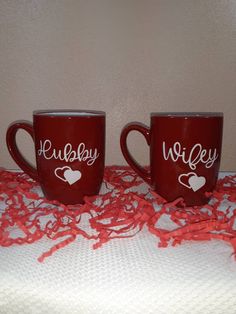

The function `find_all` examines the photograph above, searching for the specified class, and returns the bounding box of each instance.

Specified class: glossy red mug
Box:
[120,112,223,206]
[6,110,105,204]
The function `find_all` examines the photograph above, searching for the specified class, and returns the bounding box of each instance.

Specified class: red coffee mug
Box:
[6,110,105,204]
[120,112,223,206]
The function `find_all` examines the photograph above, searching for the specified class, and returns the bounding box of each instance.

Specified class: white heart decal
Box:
[54,166,71,182]
[178,172,206,192]
[64,168,82,185]
[178,172,196,189]
[189,174,206,192]
[54,166,82,185]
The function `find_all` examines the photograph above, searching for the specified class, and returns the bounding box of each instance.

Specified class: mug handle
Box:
[6,121,39,181]
[120,122,151,185]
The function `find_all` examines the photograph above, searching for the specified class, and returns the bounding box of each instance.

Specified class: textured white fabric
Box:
[0,172,236,314]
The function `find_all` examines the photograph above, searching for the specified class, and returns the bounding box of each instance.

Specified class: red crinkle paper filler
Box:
[0,166,236,262]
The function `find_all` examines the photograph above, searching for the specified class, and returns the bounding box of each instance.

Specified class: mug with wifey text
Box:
[120,112,223,206]
[6,110,105,204]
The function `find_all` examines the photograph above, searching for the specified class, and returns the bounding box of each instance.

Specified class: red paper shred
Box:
[1,167,236,262]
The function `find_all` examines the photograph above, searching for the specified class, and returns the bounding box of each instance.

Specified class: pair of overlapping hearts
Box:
[54,165,206,193]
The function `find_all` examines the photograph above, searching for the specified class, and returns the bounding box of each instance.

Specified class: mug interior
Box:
[151,112,223,118]
[34,110,105,117]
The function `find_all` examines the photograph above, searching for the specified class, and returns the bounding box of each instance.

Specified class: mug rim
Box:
[33,109,106,117]
[151,112,223,118]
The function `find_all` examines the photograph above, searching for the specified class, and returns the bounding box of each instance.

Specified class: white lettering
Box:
[162,141,218,170]
[38,139,100,166]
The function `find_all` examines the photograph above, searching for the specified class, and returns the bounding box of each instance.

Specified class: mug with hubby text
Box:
[6,110,105,204]
[120,112,223,206]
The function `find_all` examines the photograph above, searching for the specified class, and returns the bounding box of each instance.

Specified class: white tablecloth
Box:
[0,172,236,314]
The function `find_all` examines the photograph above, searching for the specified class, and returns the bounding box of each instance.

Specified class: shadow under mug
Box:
[6,110,106,205]
[120,112,223,206]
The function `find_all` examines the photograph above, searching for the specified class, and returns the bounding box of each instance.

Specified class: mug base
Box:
[41,188,100,206]
[155,189,211,207]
